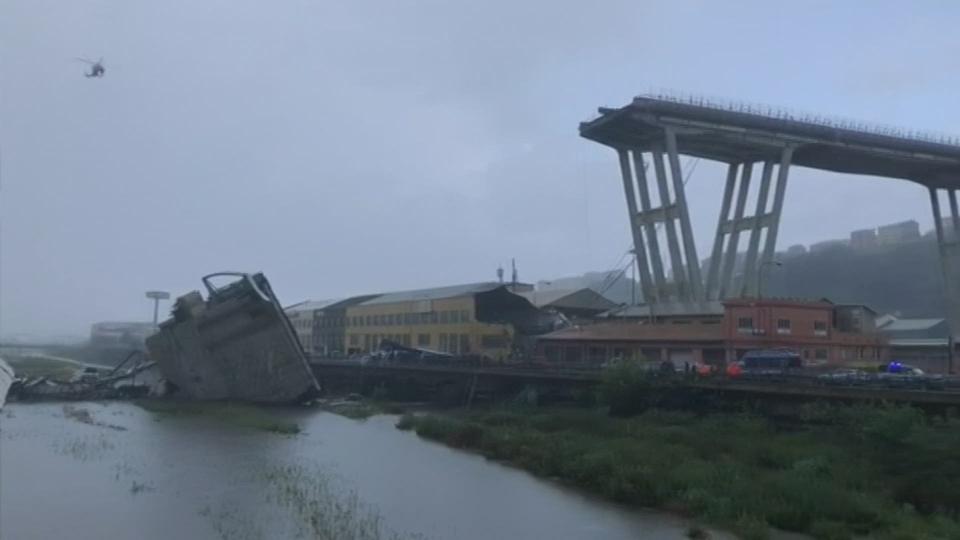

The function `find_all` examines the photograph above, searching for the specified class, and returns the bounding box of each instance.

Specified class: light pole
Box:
[758,260,782,300]
[145,291,171,327]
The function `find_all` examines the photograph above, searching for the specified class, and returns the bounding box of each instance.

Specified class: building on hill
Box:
[537,298,887,368]
[850,229,878,251]
[784,244,807,258]
[877,220,920,246]
[809,239,849,253]
[344,282,548,360]
[518,288,618,321]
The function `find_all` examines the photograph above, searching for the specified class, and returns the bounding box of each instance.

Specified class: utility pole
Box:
[145,291,171,327]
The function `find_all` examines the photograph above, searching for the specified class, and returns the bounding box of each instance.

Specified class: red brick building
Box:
[537,298,887,368]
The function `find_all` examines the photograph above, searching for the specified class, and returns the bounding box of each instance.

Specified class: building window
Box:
[402,334,411,346]
[565,346,583,363]
[814,321,828,337]
[417,334,430,346]
[450,311,461,324]
[814,349,828,360]
[350,335,359,346]
[439,311,449,324]
[588,346,606,363]
[459,334,470,353]
[544,345,561,362]
[439,334,448,352]
[777,319,791,335]
[461,310,470,322]
[671,320,691,325]
[737,317,754,333]
[365,315,372,326]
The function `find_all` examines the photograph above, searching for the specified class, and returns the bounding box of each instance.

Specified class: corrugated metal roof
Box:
[599,301,725,318]
[879,318,945,332]
[890,338,949,347]
[519,288,617,310]
[538,322,725,343]
[358,282,507,306]
[285,299,343,312]
[320,294,383,311]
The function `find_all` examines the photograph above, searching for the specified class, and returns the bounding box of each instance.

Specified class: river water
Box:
[0,402,730,539]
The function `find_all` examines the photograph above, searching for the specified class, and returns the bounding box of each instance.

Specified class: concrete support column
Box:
[950,190,960,239]
[651,148,688,300]
[931,188,959,373]
[719,163,753,299]
[617,149,654,302]
[741,161,775,296]
[631,151,668,296]
[760,146,794,265]
[705,163,739,299]
[665,127,704,300]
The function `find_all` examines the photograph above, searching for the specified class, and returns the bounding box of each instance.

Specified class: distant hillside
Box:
[766,238,946,317]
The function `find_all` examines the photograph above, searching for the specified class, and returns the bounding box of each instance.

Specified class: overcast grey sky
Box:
[2,1,959,337]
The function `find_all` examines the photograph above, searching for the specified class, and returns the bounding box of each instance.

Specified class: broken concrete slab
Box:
[0,358,14,409]
[146,272,320,403]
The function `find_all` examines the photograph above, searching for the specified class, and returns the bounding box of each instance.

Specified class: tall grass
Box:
[262,464,422,540]
[396,404,960,540]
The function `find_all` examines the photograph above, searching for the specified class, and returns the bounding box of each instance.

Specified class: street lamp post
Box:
[145,291,171,327]
[758,260,783,300]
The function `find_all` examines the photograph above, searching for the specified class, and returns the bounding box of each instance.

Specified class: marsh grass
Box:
[261,464,423,540]
[396,405,960,540]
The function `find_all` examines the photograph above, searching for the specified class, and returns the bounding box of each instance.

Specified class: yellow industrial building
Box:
[343,282,535,360]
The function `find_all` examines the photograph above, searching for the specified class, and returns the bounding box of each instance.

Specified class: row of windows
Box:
[316,317,347,328]
[544,345,879,363]
[736,317,829,335]
[348,310,471,327]
[293,319,312,331]
[347,333,509,353]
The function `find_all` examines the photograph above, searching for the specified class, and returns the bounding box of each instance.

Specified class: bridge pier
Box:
[614,127,794,305]
[929,188,960,372]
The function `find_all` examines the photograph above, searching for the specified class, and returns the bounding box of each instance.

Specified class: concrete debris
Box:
[11,361,156,402]
[0,358,14,409]
[146,272,320,403]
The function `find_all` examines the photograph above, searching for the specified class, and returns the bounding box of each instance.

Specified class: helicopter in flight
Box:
[75,57,105,78]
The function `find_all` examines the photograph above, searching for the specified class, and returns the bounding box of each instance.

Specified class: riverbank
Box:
[396,404,960,540]
[3,401,695,539]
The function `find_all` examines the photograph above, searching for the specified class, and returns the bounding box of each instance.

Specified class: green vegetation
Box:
[135,400,300,434]
[396,403,960,540]
[262,464,422,540]
[6,355,79,382]
[324,398,406,420]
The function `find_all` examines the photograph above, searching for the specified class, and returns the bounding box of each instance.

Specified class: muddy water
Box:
[0,403,730,540]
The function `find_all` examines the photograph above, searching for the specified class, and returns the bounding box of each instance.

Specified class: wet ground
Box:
[0,402,730,539]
